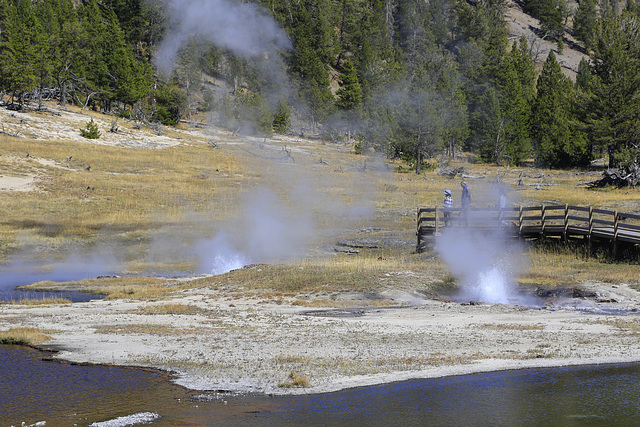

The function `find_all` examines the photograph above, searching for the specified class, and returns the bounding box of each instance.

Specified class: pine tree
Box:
[442,87,469,158]
[471,84,504,161]
[587,13,640,169]
[513,36,537,109]
[292,38,335,127]
[575,57,594,91]
[77,0,109,107]
[51,1,87,106]
[284,0,337,128]
[532,51,589,167]
[336,60,362,110]
[573,0,598,51]
[493,37,535,165]
[31,0,59,109]
[524,0,563,38]
[174,38,202,119]
[454,0,508,154]
[0,0,42,107]
[74,1,150,110]
[272,99,291,133]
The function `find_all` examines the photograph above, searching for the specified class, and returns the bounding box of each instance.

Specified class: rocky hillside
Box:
[505,0,587,79]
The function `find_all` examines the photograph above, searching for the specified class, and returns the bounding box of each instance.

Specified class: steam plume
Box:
[194,185,315,274]
[154,0,291,75]
[194,152,379,275]
[436,184,531,305]
[437,228,528,304]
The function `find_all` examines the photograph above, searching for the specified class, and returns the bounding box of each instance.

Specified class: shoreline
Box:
[3,282,640,396]
[17,343,640,397]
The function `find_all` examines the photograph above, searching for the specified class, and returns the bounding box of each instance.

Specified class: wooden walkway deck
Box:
[417,204,640,256]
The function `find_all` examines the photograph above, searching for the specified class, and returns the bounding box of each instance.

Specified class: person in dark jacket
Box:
[461,181,471,225]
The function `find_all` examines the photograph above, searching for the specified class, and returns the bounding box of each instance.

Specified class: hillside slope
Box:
[505,0,587,79]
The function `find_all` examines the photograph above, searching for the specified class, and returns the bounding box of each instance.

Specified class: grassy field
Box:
[2,104,639,300]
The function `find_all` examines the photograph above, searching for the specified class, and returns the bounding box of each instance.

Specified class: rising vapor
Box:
[154,0,291,75]
[194,186,315,275]
[436,227,529,305]
[435,185,532,305]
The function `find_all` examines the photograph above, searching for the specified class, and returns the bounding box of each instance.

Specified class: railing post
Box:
[519,206,524,236]
[563,204,569,244]
[435,206,440,236]
[588,206,593,257]
[613,210,619,259]
[541,205,546,238]
[416,207,421,251]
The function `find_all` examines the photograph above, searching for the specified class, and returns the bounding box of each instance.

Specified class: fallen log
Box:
[438,166,464,178]
[583,165,640,188]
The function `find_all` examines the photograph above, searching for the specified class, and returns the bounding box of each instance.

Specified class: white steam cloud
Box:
[194,151,379,275]
[436,226,530,305]
[154,0,291,75]
[194,185,316,274]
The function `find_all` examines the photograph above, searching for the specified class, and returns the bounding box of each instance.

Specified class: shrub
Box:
[272,100,291,134]
[151,84,187,126]
[80,119,101,139]
[278,371,310,388]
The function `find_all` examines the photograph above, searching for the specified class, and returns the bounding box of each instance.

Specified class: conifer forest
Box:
[1,0,639,177]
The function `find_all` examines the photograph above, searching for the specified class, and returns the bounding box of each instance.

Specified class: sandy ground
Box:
[2,281,640,396]
[0,104,191,148]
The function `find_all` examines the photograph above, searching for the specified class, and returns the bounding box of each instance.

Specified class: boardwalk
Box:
[417,204,640,257]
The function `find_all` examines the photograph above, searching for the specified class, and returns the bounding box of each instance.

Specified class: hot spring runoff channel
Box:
[3,345,640,426]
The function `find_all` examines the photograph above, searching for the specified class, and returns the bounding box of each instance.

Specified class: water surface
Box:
[0,269,107,302]
[3,345,640,426]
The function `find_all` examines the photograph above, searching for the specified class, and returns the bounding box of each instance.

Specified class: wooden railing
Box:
[417,204,640,255]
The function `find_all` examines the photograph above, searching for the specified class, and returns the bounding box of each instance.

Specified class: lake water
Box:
[0,269,107,303]
[3,345,640,426]
[0,288,103,303]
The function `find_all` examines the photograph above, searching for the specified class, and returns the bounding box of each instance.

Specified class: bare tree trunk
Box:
[59,81,68,106]
[38,87,43,111]
[416,136,423,174]
[81,92,99,111]
[385,0,395,39]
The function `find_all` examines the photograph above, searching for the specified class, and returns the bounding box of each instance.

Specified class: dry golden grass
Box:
[0,131,243,265]
[2,104,639,298]
[523,250,640,287]
[190,250,444,295]
[134,303,205,315]
[474,323,545,331]
[278,371,310,388]
[4,296,71,306]
[0,327,52,345]
[20,276,179,301]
